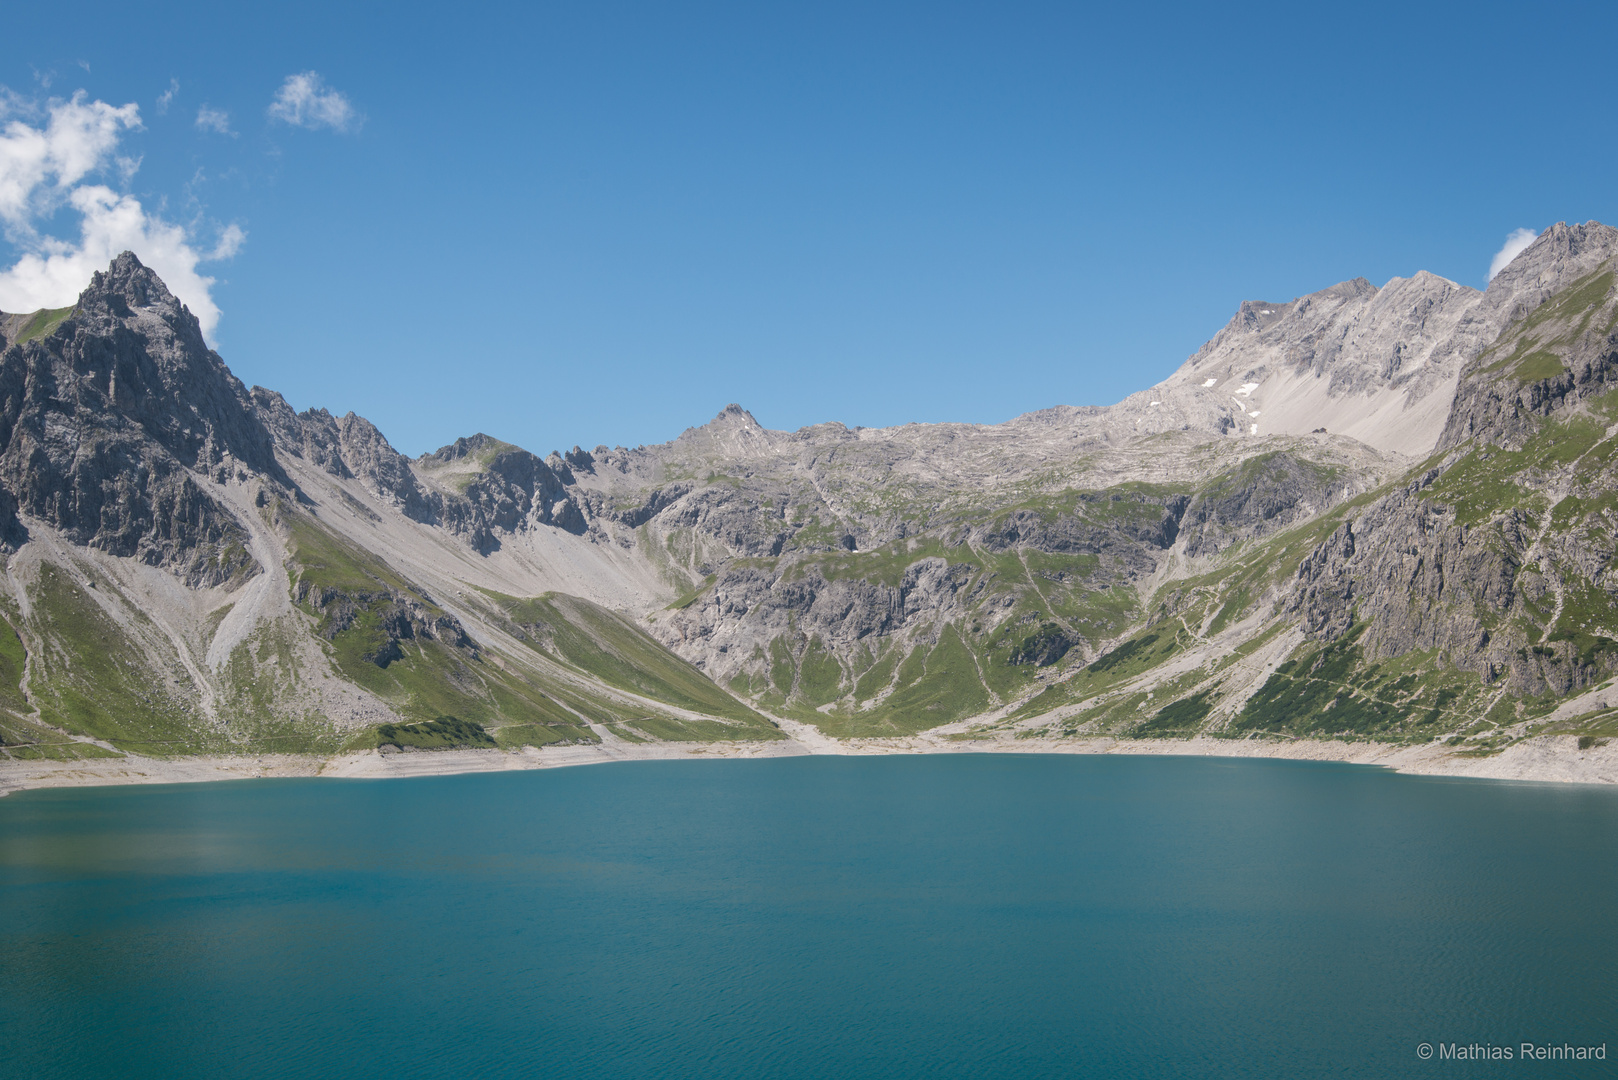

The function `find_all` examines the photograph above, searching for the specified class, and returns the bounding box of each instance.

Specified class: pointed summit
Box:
[74,251,204,342]
[28,253,276,472]
[716,402,759,424]
[668,404,777,457]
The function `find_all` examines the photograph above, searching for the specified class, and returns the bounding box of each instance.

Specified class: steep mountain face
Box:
[1125,224,1618,461]
[1281,223,1618,714]
[0,253,274,586]
[1153,272,1483,455]
[4,227,1618,769]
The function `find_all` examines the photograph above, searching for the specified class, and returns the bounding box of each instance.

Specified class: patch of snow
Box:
[1250,423,1259,434]
[1234,382,1260,397]
[1202,378,1218,387]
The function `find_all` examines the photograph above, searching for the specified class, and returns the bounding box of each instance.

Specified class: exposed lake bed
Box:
[5,727,1618,802]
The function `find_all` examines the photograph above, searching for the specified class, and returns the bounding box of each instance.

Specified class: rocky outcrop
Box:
[1177,451,1359,558]
[658,555,980,680]
[253,410,597,551]
[1438,224,1618,453]
[451,443,588,538]
[1010,621,1074,666]
[0,252,269,585]
[295,577,477,666]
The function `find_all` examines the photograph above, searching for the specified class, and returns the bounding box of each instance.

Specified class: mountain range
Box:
[3,223,1618,782]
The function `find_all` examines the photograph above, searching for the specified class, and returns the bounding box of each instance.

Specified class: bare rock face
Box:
[1126,273,1482,455]
[1281,224,1618,699]
[251,389,437,521]
[1131,225,1618,460]
[1439,222,1618,452]
[451,443,587,538]
[0,252,270,585]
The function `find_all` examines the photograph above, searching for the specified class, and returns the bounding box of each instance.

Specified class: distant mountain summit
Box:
[3,228,1618,780]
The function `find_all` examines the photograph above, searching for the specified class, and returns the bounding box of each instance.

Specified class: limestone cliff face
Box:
[1137,225,1618,460]
[0,253,270,586]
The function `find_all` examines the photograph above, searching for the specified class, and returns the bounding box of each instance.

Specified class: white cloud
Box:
[1488,227,1539,282]
[156,78,178,115]
[195,105,235,136]
[0,89,244,339]
[210,222,245,260]
[267,71,359,132]
[0,91,140,226]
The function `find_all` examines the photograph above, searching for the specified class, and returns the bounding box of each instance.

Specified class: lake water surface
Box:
[2,754,1615,1079]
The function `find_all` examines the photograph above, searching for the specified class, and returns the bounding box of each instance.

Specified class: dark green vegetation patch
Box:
[1230,626,1479,741]
[1087,632,1162,675]
[1010,622,1073,667]
[375,715,496,750]
[1134,691,1215,737]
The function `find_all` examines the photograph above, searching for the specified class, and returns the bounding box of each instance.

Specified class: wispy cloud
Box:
[267,72,359,132]
[156,78,179,115]
[0,89,244,338]
[1488,227,1539,282]
[195,105,235,136]
[210,222,245,260]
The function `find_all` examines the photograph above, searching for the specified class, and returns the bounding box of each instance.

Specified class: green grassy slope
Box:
[476,589,777,731]
[281,505,781,747]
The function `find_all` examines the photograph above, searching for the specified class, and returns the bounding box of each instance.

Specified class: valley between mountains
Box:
[7,223,1618,792]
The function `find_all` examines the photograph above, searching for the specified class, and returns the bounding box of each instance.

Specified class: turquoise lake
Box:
[2,754,1615,1078]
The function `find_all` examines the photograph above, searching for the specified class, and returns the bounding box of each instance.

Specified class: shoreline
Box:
[3,731,1617,799]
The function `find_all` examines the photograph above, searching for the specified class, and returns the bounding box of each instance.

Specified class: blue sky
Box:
[3,1,1615,457]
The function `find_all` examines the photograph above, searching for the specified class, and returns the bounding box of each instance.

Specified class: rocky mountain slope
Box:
[3,225,1618,770]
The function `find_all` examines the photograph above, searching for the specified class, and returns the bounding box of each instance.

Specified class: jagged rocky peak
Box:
[0,252,275,583]
[70,252,279,474]
[1144,263,1498,456]
[421,432,515,465]
[0,251,278,480]
[1180,272,1476,386]
[1117,229,1617,461]
[687,403,767,436]
[77,250,195,331]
